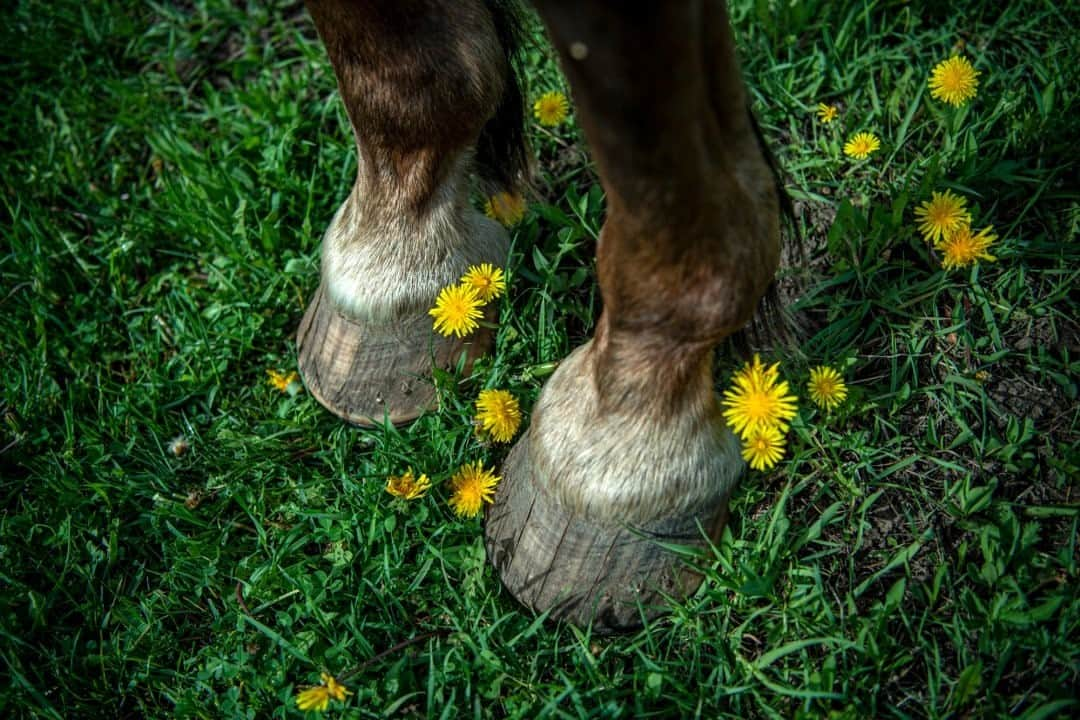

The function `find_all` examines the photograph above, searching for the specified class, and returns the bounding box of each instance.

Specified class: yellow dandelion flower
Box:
[816,103,839,124]
[533,91,569,126]
[807,366,849,411]
[741,425,786,472]
[267,369,299,393]
[448,461,500,519]
[295,685,330,713]
[461,263,507,303]
[843,132,881,160]
[428,283,483,338]
[747,353,781,386]
[938,223,997,270]
[722,354,799,441]
[295,673,352,712]
[475,389,522,443]
[385,469,431,500]
[325,675,351,702]
[914,190,970,244]
[928,55,980,107]
[484,191,526,227]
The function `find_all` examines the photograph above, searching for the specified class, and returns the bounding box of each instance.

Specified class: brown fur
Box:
[298,1,516,423]
[303,0,516,325]
[306,0,512,210]
[533,0,780,415]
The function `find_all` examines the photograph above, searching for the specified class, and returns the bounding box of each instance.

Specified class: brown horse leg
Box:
[485,0,781,631]
[297,0,516,425]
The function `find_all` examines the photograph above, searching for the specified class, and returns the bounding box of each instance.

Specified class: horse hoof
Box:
[484,342,742,632]
[296,284,494,426]
[297,211,508,426]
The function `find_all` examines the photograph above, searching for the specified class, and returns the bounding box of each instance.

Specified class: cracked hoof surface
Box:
[484,343,742,632]
[297,283,492,426]
[486,436,731,632]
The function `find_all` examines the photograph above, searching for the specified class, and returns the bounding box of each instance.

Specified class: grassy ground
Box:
[2,0,1077,717]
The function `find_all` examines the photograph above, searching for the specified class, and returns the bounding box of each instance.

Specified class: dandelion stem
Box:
[338,630,451,682]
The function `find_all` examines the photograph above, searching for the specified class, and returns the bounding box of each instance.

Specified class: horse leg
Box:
[485,0,781,631]
[297,0,522,425]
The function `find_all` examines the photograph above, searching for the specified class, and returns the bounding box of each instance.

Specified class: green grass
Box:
[2,0,1077,717]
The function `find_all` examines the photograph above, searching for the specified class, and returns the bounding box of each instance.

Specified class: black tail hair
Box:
[475,0,532,194]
